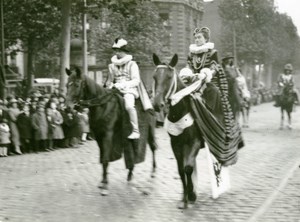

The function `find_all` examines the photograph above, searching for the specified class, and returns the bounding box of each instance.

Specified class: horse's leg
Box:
[184,142,200,204]
[148,117,158,178]
[287,111,292,129]
[171,141,188,209]
[127,166,134,181]
[280,108,284,130]
[246,106,250,127]
[241,107,246,127]
[176,157,188,209]
[127,140,137,182]
[97,132,114,195]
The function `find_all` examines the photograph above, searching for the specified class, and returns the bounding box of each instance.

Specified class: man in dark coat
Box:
[17,103,33,153]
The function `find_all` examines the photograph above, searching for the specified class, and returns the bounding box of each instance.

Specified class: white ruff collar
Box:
[111,55,133,66]
[189,42,214,54]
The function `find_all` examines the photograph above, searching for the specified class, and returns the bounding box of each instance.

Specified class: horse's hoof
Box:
[287,125,292,130]
[177,201,188,209]
[279,126,284,130]
[101,189,109,196]
[98,181,108,189]
[127,172,133,181]
[188,192,197,203]
[151,172,156,178]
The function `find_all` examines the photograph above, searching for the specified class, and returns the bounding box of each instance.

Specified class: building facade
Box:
[152,0,204,67]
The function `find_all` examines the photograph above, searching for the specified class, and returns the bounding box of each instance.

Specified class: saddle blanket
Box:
[164,113,194,136]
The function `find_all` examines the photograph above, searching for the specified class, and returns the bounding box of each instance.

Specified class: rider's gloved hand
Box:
[199,68,213,83]
[114,82,125,90]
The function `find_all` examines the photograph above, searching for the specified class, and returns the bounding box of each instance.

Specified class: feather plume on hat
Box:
[112,38,129,52]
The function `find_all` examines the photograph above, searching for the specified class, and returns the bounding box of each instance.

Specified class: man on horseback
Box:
[108,38,141,139]
[221,52,244,119]
[274,63,299,107]
[222,53,251,119]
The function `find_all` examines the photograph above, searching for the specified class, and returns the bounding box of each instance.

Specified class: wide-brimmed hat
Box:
[112,38,129,52]
[284,63,293,71]
[222,52,234,61]
[9,98,18,104]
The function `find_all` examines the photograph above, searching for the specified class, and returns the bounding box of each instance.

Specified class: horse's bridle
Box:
[153,65,178,103]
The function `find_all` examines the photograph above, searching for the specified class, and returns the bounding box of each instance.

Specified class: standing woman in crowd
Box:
[47,101,64,149]
[7,98,22,155]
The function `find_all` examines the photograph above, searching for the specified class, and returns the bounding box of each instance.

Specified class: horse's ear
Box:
[65,68,71,76]
[75,67,82,78]
[169,54,178,68]
[153,53,161,66]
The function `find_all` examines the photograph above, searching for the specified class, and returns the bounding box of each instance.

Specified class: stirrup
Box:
[128,132,140,139]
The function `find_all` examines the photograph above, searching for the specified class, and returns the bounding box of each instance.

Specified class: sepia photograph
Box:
[0,0,299,221]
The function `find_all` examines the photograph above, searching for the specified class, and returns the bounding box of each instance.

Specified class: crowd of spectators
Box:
[0,91,91,157]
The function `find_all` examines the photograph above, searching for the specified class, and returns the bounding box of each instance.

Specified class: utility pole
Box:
[0,0,6,99]
[232,21,237,67]
[82,0,88,76]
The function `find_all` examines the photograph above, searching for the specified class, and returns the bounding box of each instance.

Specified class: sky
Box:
[275,0,300,35]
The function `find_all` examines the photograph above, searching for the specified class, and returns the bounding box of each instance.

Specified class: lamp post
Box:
[232,21,237,67]
[0,0,6,99]
[82,0,88,76]
[0,0,4,66]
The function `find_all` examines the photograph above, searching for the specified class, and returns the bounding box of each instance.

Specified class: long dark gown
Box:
[187,49,244,166]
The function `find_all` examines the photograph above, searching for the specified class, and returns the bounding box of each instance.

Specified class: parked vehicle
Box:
[33,78,59,94]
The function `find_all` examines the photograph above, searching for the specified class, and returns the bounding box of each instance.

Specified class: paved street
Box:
[0,102,300,222]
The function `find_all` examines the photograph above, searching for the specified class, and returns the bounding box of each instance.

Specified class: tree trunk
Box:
[59,0,71,95]
[26,38,35,96]
[0,65,5,99]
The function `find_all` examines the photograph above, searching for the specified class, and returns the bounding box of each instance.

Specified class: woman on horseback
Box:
[179,27,244,166]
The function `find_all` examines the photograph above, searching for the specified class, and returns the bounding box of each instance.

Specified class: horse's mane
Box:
[83,74,107,98]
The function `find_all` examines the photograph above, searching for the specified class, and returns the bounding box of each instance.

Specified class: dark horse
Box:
[152,54,204,209]
[278,84,298,129]
[65,66,157,195]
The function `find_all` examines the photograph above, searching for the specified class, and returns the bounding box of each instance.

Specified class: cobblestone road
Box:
[0,103,299,222]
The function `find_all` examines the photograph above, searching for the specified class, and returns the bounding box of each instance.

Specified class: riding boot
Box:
[127,107,140,139]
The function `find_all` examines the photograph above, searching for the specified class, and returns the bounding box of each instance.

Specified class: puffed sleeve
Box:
[125,61,140,88]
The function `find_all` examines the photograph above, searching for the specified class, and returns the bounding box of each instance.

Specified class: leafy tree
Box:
[87,1,168,64]
[2,0,61,94]
[218,0,300,82]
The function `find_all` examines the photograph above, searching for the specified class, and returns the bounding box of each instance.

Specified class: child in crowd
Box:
[0,100,10,157]
[78,107,90,142]
[0,118,10,157]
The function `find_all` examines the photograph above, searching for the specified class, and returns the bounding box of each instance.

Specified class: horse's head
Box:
[152,53,178,112]
[65,66,85,109]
